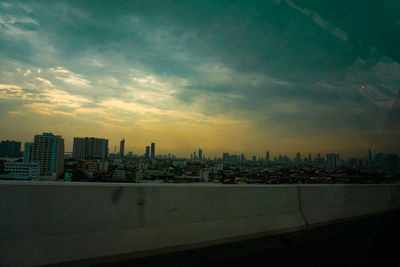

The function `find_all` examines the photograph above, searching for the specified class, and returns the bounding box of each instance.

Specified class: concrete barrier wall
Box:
[392,185,400,209]
[0,182,304,266]
[0,182,398,266]
[300,184,396,225]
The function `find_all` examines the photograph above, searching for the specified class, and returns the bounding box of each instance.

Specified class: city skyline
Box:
[0,134,396,160]
[1,1,400,157]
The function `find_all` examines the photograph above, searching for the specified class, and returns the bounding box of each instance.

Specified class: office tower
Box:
[150,142,155,159]
[0,140,21,157]
[23,142,34,162]
[145,146,150,159]
[368,148,373,165]
[198,149,203,160]
[120,139,125,158]
[72,137,109,160]
[194,151,197,160]
[308,154,312,163]
[295,152,301,163]
[326,153,340,169]
[32,132,64,179]
[265,151,270,163]
[387,154,399,169]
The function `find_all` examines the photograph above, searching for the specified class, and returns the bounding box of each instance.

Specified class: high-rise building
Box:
[72,137,108,160]
[32,133,64,179]
[120,139,125,158]
[326,153,340,169]
[23,142,34,163]
[145,146,150,159]
[150,142,155,159]
[368,148,373,165]
[265,151,270,163]
[295,152,301,163]
[198,148,203,160]
[387,154,399,169]
[0,140,21,157]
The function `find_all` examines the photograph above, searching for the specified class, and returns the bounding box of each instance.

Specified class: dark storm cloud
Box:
[1,0,399,138]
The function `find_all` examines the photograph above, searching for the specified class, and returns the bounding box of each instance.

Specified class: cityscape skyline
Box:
[0,134,397,160]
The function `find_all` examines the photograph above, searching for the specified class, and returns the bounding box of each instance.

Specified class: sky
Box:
[0,0,399,158]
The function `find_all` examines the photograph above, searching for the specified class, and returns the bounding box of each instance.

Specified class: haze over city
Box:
[1,0,400,158]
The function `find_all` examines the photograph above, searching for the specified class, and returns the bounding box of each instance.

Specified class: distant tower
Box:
[368,148,373,165]
[326,153,340,169]
[145,146,150,159]
[150,142,155,159]
[198,148,203,160]
[120,139,125,158]
[296,152,301,163]
[265,151,270,163]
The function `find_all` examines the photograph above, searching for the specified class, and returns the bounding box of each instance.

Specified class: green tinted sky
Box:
[0,0,399,158]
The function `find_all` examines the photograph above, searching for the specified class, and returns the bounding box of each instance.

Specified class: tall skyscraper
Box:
[23,142,34,163]
[0,140,21,157]
[368,148,373,165]
[295,152,301,163]
[120,139,125,158]
[150,142,155,159]
[73,137,108,160]
[32,133,64,179]
[145,146,150,159]
[265,151,270,163]
[326,153,340,169]
[198,148,203,160]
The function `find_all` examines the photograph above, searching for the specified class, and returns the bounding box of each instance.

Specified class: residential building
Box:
[72,137,108,160]
[23,142,34,162]
[0,140,21,157]
[32,133,64,180]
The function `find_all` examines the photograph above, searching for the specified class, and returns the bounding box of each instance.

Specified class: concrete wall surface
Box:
[392,185,400,209]
[0,181,398,266]
[300,184,397,225]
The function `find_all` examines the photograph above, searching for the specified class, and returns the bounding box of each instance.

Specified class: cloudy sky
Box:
[0,0,399,158]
